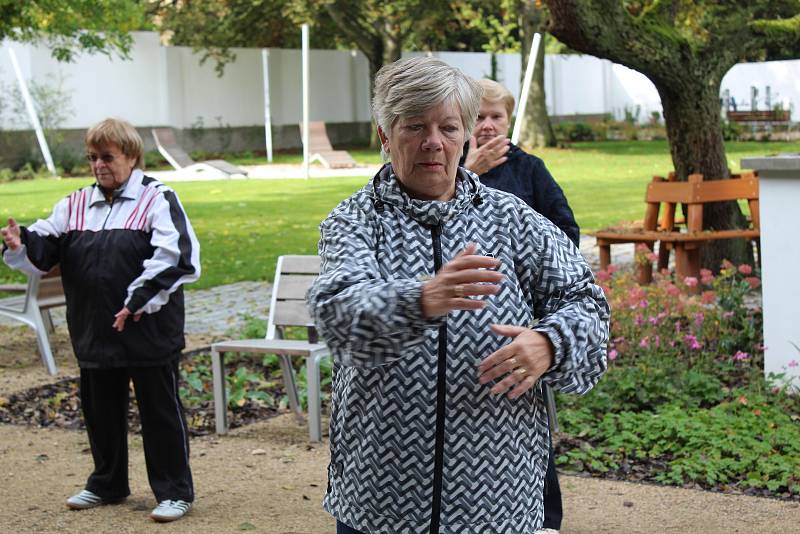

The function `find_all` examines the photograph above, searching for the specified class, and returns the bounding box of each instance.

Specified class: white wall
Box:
[1,31,799,132]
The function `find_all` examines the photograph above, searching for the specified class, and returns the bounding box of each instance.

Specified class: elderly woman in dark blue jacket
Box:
[308,57,608,534]
[462,78,579,533]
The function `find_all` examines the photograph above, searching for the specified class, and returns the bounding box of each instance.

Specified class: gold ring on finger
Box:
[513,367,528,376]
[507,358,517,366]
[453,284,465,298]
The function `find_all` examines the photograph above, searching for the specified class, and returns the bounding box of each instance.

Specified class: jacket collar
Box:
[369,163,483,226]
[88,169,144,207]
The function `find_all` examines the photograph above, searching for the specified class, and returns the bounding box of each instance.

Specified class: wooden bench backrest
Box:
[643,172,759,233]
[267,255,321,342]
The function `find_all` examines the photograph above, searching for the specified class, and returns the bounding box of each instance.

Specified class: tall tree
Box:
[156,0,341,75]
[0,0,146,61]
[545,0,800,267]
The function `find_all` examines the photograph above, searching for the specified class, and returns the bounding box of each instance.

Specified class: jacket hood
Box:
[368,163,484,227]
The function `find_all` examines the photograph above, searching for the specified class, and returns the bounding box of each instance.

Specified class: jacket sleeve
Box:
[514,208,609,394]
[124,188,201,314]
[2,198,69,275]
[530,159,581,247]
[307,208,443,368]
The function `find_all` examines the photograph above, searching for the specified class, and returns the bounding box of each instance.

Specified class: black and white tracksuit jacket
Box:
[2,169,200,367]
[307,165,609,533]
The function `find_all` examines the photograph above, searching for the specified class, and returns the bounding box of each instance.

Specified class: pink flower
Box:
[684,334,702,350]
[639,299,649,308]
[694,312,704,326]
[666,284,680,296]
[699,269,714,285]
[648,315,659,326]
[639,337,649,348]
[733,351,750,361]
[654,335,661,348]
[701,290,716,304]
[635,243,650,252]
[722,311,735,319]
[607,264,619,274]
[684,276,698,288]
[608,349,618,361]
[788,360,799,368]
[634,315,644,326]
[647,252,658,262]
[595,270,611,282]
[738,264,753,275]
[745,277,761,289]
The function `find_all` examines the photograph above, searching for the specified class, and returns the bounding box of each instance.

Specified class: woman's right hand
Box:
[420,242,505,318]
[1,218,21,250]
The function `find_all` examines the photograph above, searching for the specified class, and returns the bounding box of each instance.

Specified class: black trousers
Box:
[80,359,194,503]
[542,385,563,530]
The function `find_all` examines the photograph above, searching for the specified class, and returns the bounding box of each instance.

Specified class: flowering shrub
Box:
[557,261,800,500]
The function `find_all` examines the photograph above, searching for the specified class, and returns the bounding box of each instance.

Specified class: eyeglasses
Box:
[86,153,119,164]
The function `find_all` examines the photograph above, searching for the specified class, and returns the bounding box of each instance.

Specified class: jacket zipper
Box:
[429,224,447,534]
[101,198,115,229]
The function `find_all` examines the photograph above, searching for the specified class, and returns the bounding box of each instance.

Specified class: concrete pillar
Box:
[741,154,800,387]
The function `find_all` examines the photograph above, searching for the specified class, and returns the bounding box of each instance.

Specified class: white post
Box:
[511,32,541,145]
[742,155,800,389]
[8,47,57,176]
[302,24,310,179]
[262,48,273,163]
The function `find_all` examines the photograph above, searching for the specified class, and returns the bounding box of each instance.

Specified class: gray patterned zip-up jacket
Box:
[308,165,609,533]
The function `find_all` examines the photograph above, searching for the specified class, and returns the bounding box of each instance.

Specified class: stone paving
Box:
[1,236,633,336]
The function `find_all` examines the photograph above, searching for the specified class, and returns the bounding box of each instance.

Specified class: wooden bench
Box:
[0,267,65,374]
[728,110,790,124]
[211,255,331,442]
[593,172,760,284]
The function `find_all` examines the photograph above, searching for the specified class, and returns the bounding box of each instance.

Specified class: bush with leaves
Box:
[557,260,800,499]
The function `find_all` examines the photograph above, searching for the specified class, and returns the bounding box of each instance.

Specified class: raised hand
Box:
[463,135,510,175]
[477,324,555,400]
[420,242,505,318]
[1,218,22,251]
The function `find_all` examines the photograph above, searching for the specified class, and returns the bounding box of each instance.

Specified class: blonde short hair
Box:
[85,118,144,169]
[478,79,515,119]
[372,56,483,149]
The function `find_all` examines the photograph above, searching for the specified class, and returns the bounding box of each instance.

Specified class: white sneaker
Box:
[150,500,192,522]
[66,489,120,510]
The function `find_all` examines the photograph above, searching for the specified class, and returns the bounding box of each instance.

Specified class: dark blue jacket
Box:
[461,143,580,246]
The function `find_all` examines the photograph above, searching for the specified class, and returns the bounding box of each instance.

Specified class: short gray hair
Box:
[372,56,482,146]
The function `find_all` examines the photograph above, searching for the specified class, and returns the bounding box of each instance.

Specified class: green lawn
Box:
[1,140,797,288]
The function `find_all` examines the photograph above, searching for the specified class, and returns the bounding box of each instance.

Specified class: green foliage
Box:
[0,0,146,61]
[554,122,596,142]
[557,261,800,498]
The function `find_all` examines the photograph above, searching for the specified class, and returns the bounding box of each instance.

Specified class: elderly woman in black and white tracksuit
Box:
[1,118,199,523]
[307,56,610,534]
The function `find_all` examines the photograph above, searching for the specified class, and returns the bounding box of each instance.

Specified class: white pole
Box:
[8,47,57,176]
[262,48,273,163]
[302,24,310,179]
[511,32,542,145]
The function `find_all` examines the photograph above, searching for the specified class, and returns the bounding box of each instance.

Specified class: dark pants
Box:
[337,521,365,534]
[542,386,563,530]
[80,359,194,503]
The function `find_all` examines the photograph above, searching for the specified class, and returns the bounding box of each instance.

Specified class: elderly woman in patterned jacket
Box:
[307,56,609,534]
[1,118,200,523]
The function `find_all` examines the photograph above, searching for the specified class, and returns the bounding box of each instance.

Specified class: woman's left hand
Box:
[477,324,555,400]
[112,306,143,332]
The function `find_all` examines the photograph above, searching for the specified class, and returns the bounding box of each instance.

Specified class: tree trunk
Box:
[519,31,557,148]
[658,79,753,270]
[518,5,556,149]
